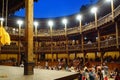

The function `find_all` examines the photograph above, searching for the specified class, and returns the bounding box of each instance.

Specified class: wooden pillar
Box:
[66,37,69,65]
[36,51,39,65]
[56,53,58,61]
[50,26,53,63]
[51,39,53,62]
[95,52,97,60]
[81,34,84,52]
[75,53,77,59]
[83,52,87,65]
[119,51,120,57]
[0,44,1,60]
[97,30,100,51]
[35,28,38,65]
[64,23,69,65]
[101,52,105,64]
[38,53,40,61]
[18,25,21,65]
[24,0,34,75]
[115,22,119,49]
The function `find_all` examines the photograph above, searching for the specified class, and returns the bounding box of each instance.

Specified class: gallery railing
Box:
[83,42,98,50]
[100,38,117,48]
[36,38,119,52]
[1,37,120,52]
[68,45,82,51]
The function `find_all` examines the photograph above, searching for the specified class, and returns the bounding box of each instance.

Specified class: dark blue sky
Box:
[15,0,98,18]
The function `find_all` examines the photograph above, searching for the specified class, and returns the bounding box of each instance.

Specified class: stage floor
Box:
[0,66,79,80]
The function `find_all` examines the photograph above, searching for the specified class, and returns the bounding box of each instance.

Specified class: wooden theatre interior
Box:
[0,0,120,71]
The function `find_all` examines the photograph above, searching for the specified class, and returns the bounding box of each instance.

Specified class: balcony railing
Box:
[1,37,120,53]
[83,42,98,50]
[100,38,116,48]
[53,46,66,52]
[68,45,82,51]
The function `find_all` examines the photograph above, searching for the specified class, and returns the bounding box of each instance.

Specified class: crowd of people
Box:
[36,57,120,80]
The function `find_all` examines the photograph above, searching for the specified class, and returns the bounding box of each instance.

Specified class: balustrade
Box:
[97,13,112,27]
[100,38,116,48]
[83,42,98,50]
[38,47,51,52]
[52,46,66,51]
[1,45,18,51]
[1,37,119,52]
[68,45,82,51]
[114,5,120,17]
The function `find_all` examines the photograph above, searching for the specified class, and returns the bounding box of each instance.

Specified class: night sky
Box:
[15,0,98,18]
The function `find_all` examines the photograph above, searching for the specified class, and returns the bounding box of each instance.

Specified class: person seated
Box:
[115,72,120,80]
[87,40,92,44]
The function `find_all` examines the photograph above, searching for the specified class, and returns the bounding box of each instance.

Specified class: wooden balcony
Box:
[1,37,120,53]
[5,5,120,37]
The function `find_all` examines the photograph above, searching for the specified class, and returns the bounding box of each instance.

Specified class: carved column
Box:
[24,0,34,75]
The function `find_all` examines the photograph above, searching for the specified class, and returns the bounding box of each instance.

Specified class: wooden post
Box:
[95,11,97,29]
[50,26,53,63]
[97,30,100,51]
[75,53,77,59]
[24,0,34,75]
[18,24,21,65]
[81,34,84,52]
[64,23,69,65]
[56,53,58,61]
[115,22,119,49]
[101,52,105,64]
[83,52,87,65]
[0,44,1,60]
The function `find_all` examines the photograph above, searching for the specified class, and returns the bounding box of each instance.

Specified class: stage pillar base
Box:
[24,62,34,75]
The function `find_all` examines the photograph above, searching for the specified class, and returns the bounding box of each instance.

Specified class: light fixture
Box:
[34,21,39,27]
[0,18,4,21]
[76,14,82,21]
[48,20,54,26]
[91,7,98,13]
[62,18,68,24]
[17,20,23,26]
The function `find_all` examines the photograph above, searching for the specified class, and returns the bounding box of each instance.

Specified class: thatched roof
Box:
[0,0,38,15]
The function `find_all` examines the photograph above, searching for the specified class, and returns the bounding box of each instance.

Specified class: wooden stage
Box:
[0,66,79,80]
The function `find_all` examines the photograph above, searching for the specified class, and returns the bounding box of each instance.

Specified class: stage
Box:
[0,66,79,80]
